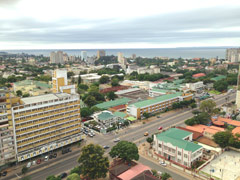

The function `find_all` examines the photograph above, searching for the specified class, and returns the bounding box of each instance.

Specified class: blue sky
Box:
[1,0,240,49]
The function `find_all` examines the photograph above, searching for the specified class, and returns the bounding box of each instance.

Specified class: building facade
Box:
[12,93,81,162]
[50,51,64,64]
[118,52,123,64]
[81,51,87,61]
[97,50,106,59]
[153,128,203,168]
[127,93,193,119]
[226,48,240,62]
[0,88,16,166]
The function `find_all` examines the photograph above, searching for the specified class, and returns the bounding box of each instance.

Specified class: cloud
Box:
[0,0,20,7]
[0,3,240,48]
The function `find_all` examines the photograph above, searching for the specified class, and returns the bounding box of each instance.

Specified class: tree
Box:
[143,112,150,119]
[77,73,82,85]
[67,173,81,180]
[146,137,153,144]
[123,120,129,126]
[190,103,197,109]
[22,166,28,175]
[213,131,232,148]
[23,93,30,97]
[46,175,61,180]
[80,107,93,118]
[99,76,110,84]
[70,166,81,175]
[67,71,74,78]
[106,91,117,100]
[185,112,210,126]
[78,144,109,180]
[16,90,23,97]
[78,84,88,91]
[161,172,171,180]
[199,99,217,115]
[110,141,139,162]
[213,80,228,92]
[84,96,97,107]
[111,78,119,87]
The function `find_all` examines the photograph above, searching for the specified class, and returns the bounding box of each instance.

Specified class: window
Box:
[184,154,188,158]
[178,151,181,156]
[184,161,188,166]
[159,144,161,148]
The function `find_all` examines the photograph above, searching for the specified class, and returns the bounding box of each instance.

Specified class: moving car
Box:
[44,156,49,161]
[113,138,120,142]
[159,161,167,167]
[144,132,149,136]
[103,145,110,149]
[59,172,67,179]
[26,162,31,168]
[158,126,163,130]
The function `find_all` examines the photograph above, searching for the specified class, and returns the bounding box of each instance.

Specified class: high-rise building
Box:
[118,52,124,64]
[97,50,106,59]
[236,65,240,108]
[81,51,87,61]
[226,48,240,62]
[50,51,64,64]
[52,69,75,94]
[63,53,69,62]
[0,88,16,166]
[12,93,81,162]
[132,54,136,60]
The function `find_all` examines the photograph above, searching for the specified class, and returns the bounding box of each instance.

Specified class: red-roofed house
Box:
[100,86,129,94]
[192,73,206,78]
[212,116,240,127]
[109,104,126,112]
[185,125,224,139]
[109,160,160,180]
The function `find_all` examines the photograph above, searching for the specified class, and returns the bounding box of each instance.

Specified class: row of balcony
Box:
[16,118,80,141]
[14,100,79,118]
[18,128,80,152]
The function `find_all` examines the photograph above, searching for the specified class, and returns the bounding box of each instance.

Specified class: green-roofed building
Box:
[210,75,226,81]
[95,111,124,128]
[95,97,131,110]
[127,92,193,119]
[153,128,203,168]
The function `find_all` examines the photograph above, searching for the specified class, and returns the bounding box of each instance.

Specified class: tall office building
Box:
[50,51,64,64]
[132,54,136,60]
[236,65,240,108]
[97,50,106,59]
[81,51,87,61]
[12,93,81,162]
[226,48,240,62]
[0,88,16,166]
[63,53,69,62]
[52,69,75,94]
[118,52,124,64]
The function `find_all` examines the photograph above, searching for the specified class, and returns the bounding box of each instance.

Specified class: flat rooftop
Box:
[21,93,73,104]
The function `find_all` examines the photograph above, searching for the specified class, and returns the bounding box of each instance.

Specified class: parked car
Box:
[157,116,161,118]
[26,162,31,168]
[49,154,53,159]
[158,126,163,130]
[159,161,167,167]
[44,156,49,161]
[59,172,67,179]
[113,138,120,142]
[53,153,57,158]
[144,132,149,136]
[1,171,7,176]
[103,145,110,149]
[32,160,36,166]
[157,171,162,175]
[36,159,41,164]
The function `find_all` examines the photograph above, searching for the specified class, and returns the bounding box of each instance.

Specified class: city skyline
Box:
[1,0,240,49]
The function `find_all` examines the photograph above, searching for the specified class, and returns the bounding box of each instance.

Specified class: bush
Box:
[107,126,117,132]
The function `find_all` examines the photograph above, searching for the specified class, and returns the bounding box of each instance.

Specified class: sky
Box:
[0,0,240,49]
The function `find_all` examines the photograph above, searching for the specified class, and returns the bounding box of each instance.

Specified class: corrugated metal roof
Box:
[156,128,202,152]
[129,92,181,108]
[96,98,131,109]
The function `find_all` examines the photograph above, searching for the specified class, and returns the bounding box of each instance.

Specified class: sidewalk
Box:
[138,143,204,180]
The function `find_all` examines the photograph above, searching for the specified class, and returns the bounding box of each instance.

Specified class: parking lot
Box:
[201,150,240,180]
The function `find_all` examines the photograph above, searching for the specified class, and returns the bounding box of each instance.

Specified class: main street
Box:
[2,92,236,180]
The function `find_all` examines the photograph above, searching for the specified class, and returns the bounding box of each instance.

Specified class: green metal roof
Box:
[130,92,182,108]
[14,80,51,89]
[96,97,131,109]
[127,116,137,121]
[156,128,202,152]
[210,75,226,81]
[113,112,126,118]
[98,112,114,121]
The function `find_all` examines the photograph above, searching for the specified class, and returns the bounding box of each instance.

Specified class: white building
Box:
[50,51,64,64]
[126,65,160,75]
[186,81,205,91]
[81,51,87,61]
[118,52,124,64]
[80,73,101,85]
[153,128,203,168]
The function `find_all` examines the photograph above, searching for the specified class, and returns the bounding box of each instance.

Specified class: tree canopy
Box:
[99,75,110,84]
[213,80,228,92]
[185,112,210,126]
[66,173,81,180]
[109,141,139,162]
[78,144,109,180]
[106,91,117,100]
[213,131,232,148]
[199,99,217,115]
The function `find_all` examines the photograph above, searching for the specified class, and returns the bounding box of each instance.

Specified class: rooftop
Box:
[186,125,224,134]
[113,112,126,119]
[156,128,202,152]
[130,92,182,108]
[176,126,203,140]
[192,73,206,78]
[98,112,114,121]
[21,93,72,104]
[96,97,131,109]
[211,75,226,81]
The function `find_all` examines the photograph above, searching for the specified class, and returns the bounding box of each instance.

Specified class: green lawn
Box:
[208,90,221,95]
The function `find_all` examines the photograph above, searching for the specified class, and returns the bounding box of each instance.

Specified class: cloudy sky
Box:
[0,0,240,49]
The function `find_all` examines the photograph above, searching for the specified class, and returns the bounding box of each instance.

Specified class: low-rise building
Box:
[93,111,122,128]
[127,93,193,119]
[80,73,101,85]
[186,81,205,91]
[153,128,203,168]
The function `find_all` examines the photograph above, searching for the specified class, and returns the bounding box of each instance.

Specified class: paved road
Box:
[2,92,235,180]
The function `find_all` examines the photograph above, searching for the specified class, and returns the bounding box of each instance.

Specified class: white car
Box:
[32,160,36,166]
[113,138,120,142]
[157,171,162,175]
[26,162,31,168]
[44,156,49,161]
[159,161,167,167]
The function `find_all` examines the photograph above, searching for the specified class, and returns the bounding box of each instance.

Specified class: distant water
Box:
[2,47,227,59]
